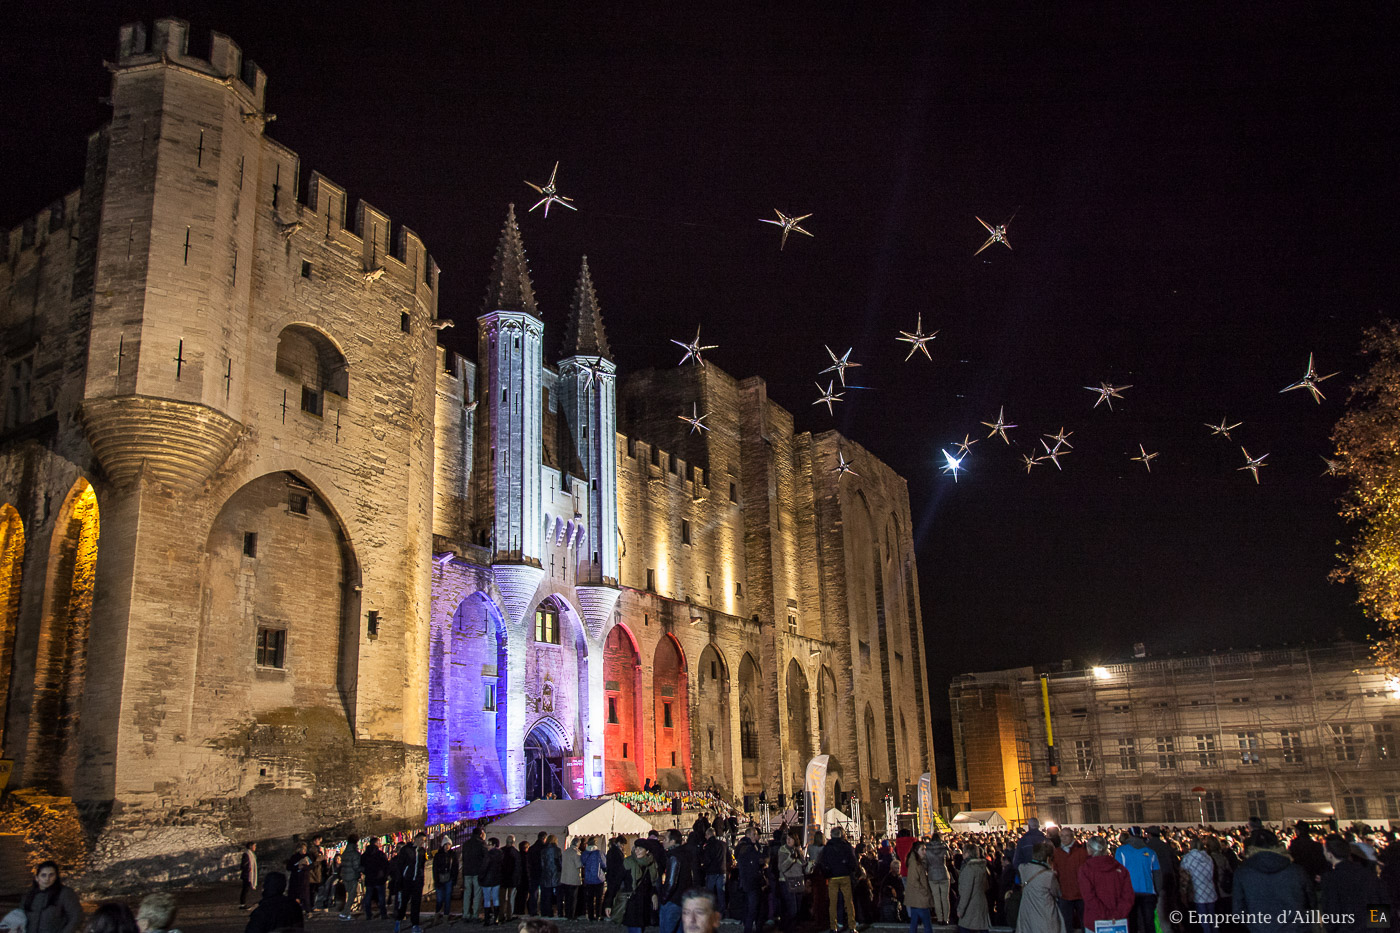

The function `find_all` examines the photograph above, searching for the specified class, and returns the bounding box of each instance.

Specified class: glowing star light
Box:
[1044,427,1074,450]
[812,380,845,415]
[940,449,966,483]
[974,214,1014,256]
[758,209,813,250]
[1020,453,1044,474]
[524,161,577,217]
[834,450,859,479]
[677,403,710,434]
[896,313,939,361]
[1040,439,1070,470]
[821,346,861,386]
[670,326,717,368]
[1280,352,1338,404]
[954,433,979,456]
[1130,444,1159,472]
[1205,417,1243,440]
[981,405,1017,444]
[1084,381,1132,410]
[1320,456,1342,476]
[1238,447,1269,484]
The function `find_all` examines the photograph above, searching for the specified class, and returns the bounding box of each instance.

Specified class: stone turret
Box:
[557,257,620,637]
[475,206,545,568]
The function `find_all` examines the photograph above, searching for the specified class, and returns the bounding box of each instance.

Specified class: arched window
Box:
[276,324,348,416]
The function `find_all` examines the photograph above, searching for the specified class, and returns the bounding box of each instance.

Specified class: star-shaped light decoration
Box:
[1084,381,1132,410]
[525,161,577,217]
[1320,456,1342,477]
[1044,427,1074,450]
[940,449,966,483]
[981,405,1017,444]
[1204,417,1243,440]
[1130,443,1160,473]
[670,326,718,368]
[1040,439,1070,470]
[974,214,1015,256]
[812,380,845,415]
[954,433,980,457]
[896,313,939,361]
[1280,352,1339,404]
[834,450,859,479]
[1239,447,1269,484]
[821,346,861,387]
[677,403,710,435]
[758,209,813,250]
[575,355,608,393]
[1020,453,1044,474]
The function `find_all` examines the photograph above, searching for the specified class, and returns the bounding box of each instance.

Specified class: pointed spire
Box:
[561,255,613,361]
[482,204,539,317]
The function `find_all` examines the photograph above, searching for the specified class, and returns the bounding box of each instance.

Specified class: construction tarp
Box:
[487,798,654,843]
[950,810,1008,832]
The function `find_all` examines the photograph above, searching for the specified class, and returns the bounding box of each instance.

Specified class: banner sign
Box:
[804,754,829,846]
[918,772,934,835]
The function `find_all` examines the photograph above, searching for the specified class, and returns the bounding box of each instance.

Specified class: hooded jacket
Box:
[1078,855,1135,929]
[1231,849,1313,933]
[955,857,991,932]
[1015,862,1066,933]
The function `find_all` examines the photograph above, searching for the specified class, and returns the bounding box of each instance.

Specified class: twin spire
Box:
[481,205,612,363]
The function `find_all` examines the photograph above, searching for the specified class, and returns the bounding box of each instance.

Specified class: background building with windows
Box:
[950,641,1400,827]
[0,19,933,881]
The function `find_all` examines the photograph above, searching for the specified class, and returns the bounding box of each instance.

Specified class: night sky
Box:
[4,3,1396,780]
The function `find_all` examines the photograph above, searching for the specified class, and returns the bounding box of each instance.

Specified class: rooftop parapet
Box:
[115,18,267,110]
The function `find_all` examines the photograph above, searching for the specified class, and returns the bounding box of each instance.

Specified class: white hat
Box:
[1,909,27,933]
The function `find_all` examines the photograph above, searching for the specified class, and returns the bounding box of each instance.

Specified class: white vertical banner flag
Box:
[804,754,829,847]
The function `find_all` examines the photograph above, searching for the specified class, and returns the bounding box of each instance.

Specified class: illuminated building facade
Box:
[0,19,933,878]
[951,642,1400,827]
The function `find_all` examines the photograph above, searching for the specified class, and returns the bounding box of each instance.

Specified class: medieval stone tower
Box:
[2,18,935,882]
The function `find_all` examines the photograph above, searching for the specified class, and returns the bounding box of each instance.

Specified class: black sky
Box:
[4,2,1397,780]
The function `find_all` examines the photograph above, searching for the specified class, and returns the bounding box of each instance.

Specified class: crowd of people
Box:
[13,815,1399,933]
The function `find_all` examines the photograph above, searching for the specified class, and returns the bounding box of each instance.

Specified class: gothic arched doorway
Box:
[525,719,569,801]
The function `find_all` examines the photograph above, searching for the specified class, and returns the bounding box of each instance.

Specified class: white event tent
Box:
[487,799,654,844]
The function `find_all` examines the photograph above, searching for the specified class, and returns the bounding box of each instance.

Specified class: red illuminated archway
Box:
[602,623,643,791]
[653,633,690,789]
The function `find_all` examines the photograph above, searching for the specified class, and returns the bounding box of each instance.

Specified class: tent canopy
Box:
[487,798,653,843]
[950,810,1008,832]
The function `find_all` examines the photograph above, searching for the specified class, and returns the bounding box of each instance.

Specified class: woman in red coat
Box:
[1078,837,1135,932]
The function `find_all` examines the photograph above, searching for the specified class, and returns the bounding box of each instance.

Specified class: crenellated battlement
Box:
[301,172,440,296]
[621,434,708,494]
[115,18,266,108]
[1,190,81,265]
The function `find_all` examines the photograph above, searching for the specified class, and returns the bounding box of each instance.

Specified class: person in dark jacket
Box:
[624,842,662,933]
[362,838,392,920]
[735,828,769,933]
[244,871,305,933]
[817,826,859,933]
[285,843,314,915]
[606,837,628,917]
[239,842,259,910]
[461,827,487,922]
[527,832,547,916]
[700,827,730,917]
[1320,835,1383,933]
[516,840,531,917]
[499,836,519,923]
[1231,831,1313,933]
[481,838,506,926]
[1013,820,1048,875]
[433,836,459,921]
[21,863,82,933]
[395,834,429,933]
[660,830,701,933]
[86,903,138,933]
[1288,825,1329,884]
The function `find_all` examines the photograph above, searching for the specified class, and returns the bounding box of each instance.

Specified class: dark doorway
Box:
[525,723,566,800]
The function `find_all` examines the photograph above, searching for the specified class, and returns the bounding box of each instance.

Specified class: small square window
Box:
[300,260,312,278]
[243,531,258,557]
[671,751,677,767]
[400,312,411,334]
[301,386,322,416]
[483,683,497,712]
[646,569,656,592]
[706,573,712,589]
[664,702,673,728]
[681,520,692,545]
[729,482,737,503]
[256,627,286,668]
[622,742,629,759]
[608,697,618,724]
[735,582,742,597]
[289,493,309,515]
